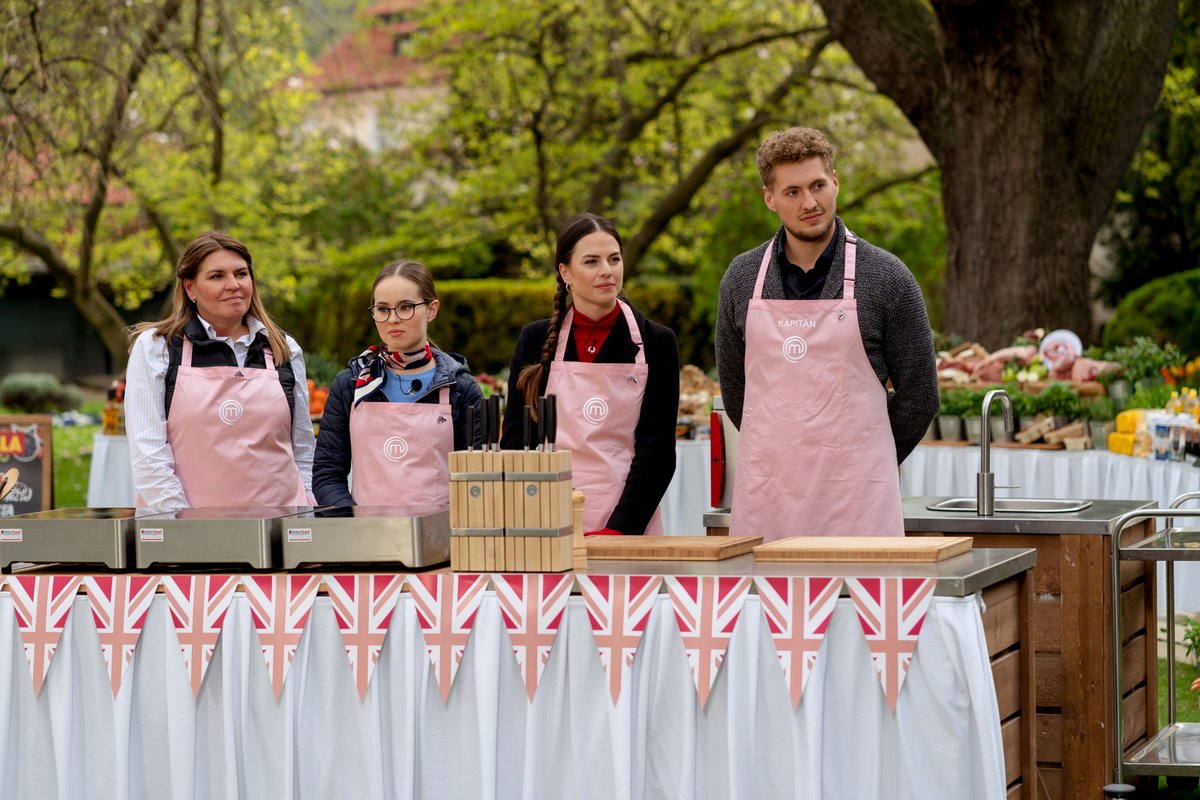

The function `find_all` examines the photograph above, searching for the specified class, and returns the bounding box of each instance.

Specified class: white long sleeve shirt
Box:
[124,316,315,510]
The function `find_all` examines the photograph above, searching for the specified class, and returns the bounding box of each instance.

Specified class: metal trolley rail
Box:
[1112,493,1200,788]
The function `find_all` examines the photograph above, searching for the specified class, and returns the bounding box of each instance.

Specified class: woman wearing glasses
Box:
[312,260,483,508]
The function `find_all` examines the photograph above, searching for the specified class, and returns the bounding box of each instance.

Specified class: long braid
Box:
[517,276,569,420]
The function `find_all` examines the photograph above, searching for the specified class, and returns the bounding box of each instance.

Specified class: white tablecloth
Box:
[658,440,710,535]
[85,434,135,508]
[0,591,1004,800]
[901,443,1200,609]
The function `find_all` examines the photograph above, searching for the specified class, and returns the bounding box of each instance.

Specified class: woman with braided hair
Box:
[500,213,679,535]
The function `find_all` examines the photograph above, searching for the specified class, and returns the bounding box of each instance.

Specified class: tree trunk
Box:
[820,0,1177,348]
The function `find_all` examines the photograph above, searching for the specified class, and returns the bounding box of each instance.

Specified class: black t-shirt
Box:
[776,230,838,300]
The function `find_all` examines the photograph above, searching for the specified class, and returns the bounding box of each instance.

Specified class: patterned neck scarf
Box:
[351,343,434,405]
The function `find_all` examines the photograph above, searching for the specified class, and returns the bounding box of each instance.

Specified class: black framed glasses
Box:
[369,301,429,322]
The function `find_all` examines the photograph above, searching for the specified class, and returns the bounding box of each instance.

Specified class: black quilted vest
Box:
[163,317,296,423]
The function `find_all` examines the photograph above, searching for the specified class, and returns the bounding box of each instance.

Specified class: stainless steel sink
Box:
[926,498,1094,514]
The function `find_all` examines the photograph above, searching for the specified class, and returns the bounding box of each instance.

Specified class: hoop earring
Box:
[566,283,573,293]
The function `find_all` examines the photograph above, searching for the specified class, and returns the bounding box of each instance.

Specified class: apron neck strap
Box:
[753,227,858,300]
[181,332,276,368]
[554,300,643,363]
[842,230,857,300]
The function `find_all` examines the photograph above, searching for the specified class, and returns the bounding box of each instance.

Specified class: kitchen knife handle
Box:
[467,405,476,451]
[489,395,501,450]
[546,393,557,452]
[537,396,547,450]
[522,405,531,450]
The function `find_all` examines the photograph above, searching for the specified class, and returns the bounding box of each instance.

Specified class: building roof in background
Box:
[308,1,433,94]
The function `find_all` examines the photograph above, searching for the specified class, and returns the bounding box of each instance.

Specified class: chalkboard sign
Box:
[0,415,52,517]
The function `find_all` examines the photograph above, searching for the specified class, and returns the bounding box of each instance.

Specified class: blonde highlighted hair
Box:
[128,231,290,361]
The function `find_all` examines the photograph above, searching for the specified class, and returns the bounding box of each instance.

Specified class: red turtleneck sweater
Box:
[571,304,621,363]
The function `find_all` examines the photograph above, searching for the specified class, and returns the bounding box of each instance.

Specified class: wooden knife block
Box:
[449,449,578,572]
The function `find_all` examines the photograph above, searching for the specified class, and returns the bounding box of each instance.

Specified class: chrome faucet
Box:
[978,389,1014,516]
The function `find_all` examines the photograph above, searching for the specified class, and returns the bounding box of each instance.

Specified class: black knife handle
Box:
[522,405,531,450]
[546,393,557,451]
[467,405,476,451]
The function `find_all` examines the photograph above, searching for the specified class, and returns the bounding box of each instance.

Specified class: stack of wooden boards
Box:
[449,449,584,572]
[585,535,762,561]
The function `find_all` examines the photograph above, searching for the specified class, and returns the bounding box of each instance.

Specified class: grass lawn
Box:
[52,423,97,508]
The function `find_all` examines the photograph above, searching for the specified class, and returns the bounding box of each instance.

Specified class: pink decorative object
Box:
[407,573,488,702]
[243,575,321,699]
[846,577,936,712]
[665,575,752,707]
[755,576,843,708]
[577,574,662,705]
[6,574,82,695]
[162,575,238,697]
[326,574,404,701]
[84,575,160,697]
[493,573,573,700]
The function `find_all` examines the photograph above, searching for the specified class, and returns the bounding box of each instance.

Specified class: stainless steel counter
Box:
[706,497,1159,536]
[902,496,1157,535]
[585,546,1035,597]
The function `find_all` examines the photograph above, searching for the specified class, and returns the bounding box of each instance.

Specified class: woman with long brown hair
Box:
[124,231,314,509]
[311,260,483,508]
[500,213,679,535]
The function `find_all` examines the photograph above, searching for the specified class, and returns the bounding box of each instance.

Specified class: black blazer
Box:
[501,301,679,534]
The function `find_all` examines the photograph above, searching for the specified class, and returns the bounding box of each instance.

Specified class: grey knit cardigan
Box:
[714,219,940,464]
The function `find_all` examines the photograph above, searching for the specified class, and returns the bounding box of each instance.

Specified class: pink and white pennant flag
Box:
[492,573,573,701]
[161,575,239,696]
[7,574,82,695]
[576,574,662,705]
[83,576,160,697]
[665,575,752,707]
[407,573,488,702]
[846,577,937,712]
[243,575,321,699]
[754,576,842,708]
[326,574,405,701]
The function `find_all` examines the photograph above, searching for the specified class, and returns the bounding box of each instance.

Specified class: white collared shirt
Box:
[124,315,315,510]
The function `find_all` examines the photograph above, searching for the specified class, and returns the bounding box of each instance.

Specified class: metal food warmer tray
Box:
[134,506,316,570]
[1,507,137,571]
[277,506,450,569]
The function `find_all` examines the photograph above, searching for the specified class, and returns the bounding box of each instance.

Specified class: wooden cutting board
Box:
[586,535,762,561]
[753,536,973,563]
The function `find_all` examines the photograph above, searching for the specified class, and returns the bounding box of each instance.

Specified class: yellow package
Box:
[1115,409,1144,434]
[1107,431,1135,456]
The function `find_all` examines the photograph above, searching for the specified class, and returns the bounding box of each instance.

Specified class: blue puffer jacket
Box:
[312,349,484,506]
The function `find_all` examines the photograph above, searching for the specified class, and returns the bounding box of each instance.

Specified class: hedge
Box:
[376,277,716,377]
[1103,267,1200,355]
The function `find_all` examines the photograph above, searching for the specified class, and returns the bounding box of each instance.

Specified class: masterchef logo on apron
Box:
[218,399,244,425]
[582,396,609,424]
[782,336,808,362]
[382,436,409,462]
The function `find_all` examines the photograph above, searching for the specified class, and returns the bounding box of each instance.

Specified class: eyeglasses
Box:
[369,301,430,322]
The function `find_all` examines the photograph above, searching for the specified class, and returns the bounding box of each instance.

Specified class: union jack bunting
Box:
[325,574,405,701]
[664,575,752,707]
[161,575,239,697]
[576,574,662,705]
[243,574,321,699]
[6,574,82,695]
[754,576,843,708]
[407,573,488,702]
[845,576,937,712]
[83,576,161,697]
[492,573,573,701]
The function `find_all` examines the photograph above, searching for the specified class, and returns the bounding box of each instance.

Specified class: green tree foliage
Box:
[1103,269,1200,356]
[1098,0,1200,307]
[0,0,336,368]
[407,0,940,286]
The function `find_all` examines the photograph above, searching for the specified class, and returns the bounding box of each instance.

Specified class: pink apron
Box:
[165,338,308,508]
[349,385,453,510]
[730,231,904,540]
[546,300,664,534]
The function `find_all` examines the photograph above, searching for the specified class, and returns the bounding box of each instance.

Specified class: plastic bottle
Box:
[1166,391,1183,414]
